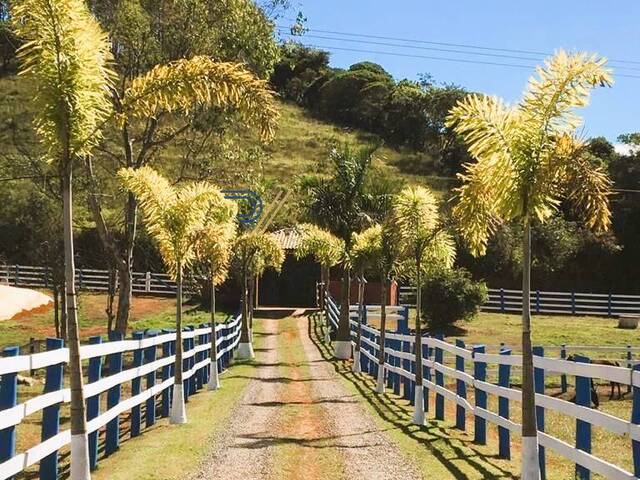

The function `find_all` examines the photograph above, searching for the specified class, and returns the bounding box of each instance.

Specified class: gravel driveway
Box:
[191,316,421,480]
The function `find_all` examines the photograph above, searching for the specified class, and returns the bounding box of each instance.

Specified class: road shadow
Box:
[307,313,517,480]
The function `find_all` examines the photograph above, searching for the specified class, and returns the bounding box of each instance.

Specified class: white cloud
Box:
[614,143,638,156]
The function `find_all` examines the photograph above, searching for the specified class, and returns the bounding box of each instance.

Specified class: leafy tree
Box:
[271,43,330,102]
[194,217,237,390]
[11,0,115,477]
[393,185,455,425]
[421,268,487,328]
[232,231,285,357]
[119,166,236,424]
[447,51,612,479]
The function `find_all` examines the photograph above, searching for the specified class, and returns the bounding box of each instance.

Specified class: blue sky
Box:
[285,0,640,145]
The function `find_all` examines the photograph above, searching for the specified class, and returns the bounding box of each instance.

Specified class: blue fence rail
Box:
[399,286,640,317]
[324,295,640,480]
[0,314,242,480]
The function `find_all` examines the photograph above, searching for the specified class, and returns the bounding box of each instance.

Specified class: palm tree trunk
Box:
[63,170,91,479]
[334,264,352,359]
[208,279,220,390]
[412,261,425,425]
[170,264,187,424]
[248,275,255,335]
[238,268,254,358]
[521,218,540,479]
[352,269,365,373]
[376,275,387,393]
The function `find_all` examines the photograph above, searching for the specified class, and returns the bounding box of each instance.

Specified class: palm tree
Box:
[446,51,613,479]
[195,219,237,390]
[119,166,235,424]
[394,186,455,425]
[295,223,344,327]
[233,231,285,358]
[88,55,279,335]
[11,1,114,477]
[305,144,378,359]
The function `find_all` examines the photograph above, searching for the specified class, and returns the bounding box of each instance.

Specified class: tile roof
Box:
[271,228,301,250]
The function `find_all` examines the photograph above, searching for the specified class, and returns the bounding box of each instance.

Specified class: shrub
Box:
[420,268,488,328]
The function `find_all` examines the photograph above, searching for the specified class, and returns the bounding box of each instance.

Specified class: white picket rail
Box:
[0,314,242,480]
[0,264,198,296]
[324,296,640,479]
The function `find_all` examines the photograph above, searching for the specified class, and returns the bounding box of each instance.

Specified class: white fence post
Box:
[145,271,151,293]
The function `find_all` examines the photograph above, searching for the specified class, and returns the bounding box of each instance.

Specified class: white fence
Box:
[399,286,640,317]
[0,264,198,296]
[324,296,640,480]
[0,314,242,479]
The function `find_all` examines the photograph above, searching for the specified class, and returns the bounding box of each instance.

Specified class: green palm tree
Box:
[233,231,285,358]
[11,0,114,476]
[295,223,345,331]
[394,185,455,425]
[446,51,613,479]
[305,144,379,359]
[119,166,235,424]
[194,219,237,390]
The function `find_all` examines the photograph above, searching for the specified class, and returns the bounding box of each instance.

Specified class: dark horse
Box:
[566,355,624,408]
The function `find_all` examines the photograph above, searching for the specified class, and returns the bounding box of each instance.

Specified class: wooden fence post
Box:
[0,346,18,478]
[607,294,612,317]
[144,333,157,428]
[571,293,576,315]
[105,331,123,456]
[560,344,568,393]
[86,336,102,472]
[535,290,541,314]
[435,334,445,421]
[188,326,197,396]
[131,332,144,438]
[473,345,487,445]
[574,354,591,480]
[455,339,467,431]
[498,347,511,460]
[145,272,151,293]
[533,346,546,480]
[627,345,633,394]
[500,288,505,312]
[631,363,640,477]
[14,264,19,286]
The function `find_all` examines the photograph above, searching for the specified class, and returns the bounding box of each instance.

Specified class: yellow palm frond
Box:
[351,224,382,270]
[295,223,345,268]
[11,0,114,162]
[118,166,233,276]
[121,57,279,141]
[234,231,285,276]
[195,220,237,285]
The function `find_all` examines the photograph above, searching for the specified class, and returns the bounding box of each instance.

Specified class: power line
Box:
[276,28,640,73]
[291,43,640,79]
[278,24,640,67]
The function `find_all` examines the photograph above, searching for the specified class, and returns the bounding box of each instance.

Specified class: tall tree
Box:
[11,0,114,477]
[304,144,379,359]
[446,51,612,479]
[233,231,285,357]
[393,186,455,425]
[83,0,280,335]
[119,166,236,424]
[195,214,237,390]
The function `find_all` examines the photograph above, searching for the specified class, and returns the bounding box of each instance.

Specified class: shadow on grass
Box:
[307,314,517,480]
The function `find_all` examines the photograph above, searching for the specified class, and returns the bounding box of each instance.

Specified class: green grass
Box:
[90,320,266,480]
[326,311,639,479]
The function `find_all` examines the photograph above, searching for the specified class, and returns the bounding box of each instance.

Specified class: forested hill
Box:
[1,0,640,294]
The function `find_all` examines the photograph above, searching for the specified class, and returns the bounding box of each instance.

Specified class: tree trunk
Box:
[170,264,187,424]
[53,286,60,338]
[62,170,91,479]
[334,264,352,359]
[411,261,425,425]
[319,266,326,310]
[208,280,220,390]
[106,268,116,333]
[376,275,387,393]
[355,269,365,354]
[114,264,132,334]
[248,275,255,333]
[240,269,250,343]
[520,218,540,479]
[60,287,68,341]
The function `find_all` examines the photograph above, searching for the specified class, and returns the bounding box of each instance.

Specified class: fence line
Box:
[399,286,640,317]
[0,264,198,296]
[0,314,242,480]
[324,296,640,480]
